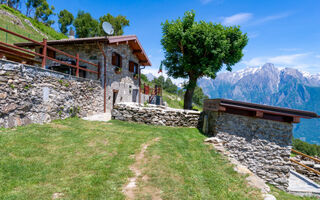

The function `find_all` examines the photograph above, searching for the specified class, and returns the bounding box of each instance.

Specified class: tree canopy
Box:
[58,9,74,35]
[0,0,21,10]
[99,14,129,36]
[73,11,99,38]
[34,0,55,26]
[161,10,248,109]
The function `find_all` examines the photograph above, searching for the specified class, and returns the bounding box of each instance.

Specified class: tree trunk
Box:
[183,86,195,110]
[183,75,197,110]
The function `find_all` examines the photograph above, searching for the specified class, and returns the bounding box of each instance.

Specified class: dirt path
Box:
[122,137,162,200]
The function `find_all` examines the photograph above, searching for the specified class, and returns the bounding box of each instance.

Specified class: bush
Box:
[292,138,320,156]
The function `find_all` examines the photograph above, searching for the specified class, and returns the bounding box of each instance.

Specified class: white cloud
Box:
[222,13,253,26]
[222,12,291,27]
[242,53,320,74]
[247,32,259,39]
[243,53,310,67]
[268,53,309,65]
[279,48,301,52]
[250,12,291,26]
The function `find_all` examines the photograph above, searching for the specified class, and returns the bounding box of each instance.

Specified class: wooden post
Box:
[97,62,101,80]
[41,38,47,69]
[138,67,141,105]
[76,53,79,77]
[104,56,107,113]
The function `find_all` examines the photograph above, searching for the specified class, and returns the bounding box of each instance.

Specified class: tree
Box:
[161,10,248,109]
[25,0,42,17]
[73,11,99,38]
[152,75,165,87]
[164,78,178,94]
[99,14,129,36]
[192,86,208,106]
[34,0,55,26]
[1,0,20,10]
[58,9,74,35]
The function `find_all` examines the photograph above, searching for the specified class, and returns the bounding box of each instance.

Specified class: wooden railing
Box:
[0,26,100,79]
[290,149,320,176]
[142,83,162,96]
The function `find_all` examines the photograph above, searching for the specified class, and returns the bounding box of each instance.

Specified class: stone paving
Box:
[288,170,320,197]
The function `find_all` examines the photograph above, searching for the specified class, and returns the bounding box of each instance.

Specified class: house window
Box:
[112,52,122,68]
[129,61,138,73]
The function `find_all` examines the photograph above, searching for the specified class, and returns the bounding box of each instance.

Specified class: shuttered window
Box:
[112,52,122,67]
[129,61,135,72]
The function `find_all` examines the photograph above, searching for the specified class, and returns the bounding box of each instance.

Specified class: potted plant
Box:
[133,74,139,80]
[115,67,122,74]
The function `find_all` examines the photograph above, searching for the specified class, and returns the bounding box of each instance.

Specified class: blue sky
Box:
[38,0,320,81]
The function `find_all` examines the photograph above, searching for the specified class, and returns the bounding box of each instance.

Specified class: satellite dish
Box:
[102,22,114,35]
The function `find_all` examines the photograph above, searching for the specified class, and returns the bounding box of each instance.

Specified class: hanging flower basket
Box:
[133,74,139,80]
[115,67,122,74]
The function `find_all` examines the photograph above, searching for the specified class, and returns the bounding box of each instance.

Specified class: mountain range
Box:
[198,63,320,144]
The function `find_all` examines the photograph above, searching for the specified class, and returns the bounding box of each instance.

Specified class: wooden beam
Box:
[293,117,300,123]
[290,159,320,176]
[292,149,320,163]
[218,106,226,112]
[256,111,264,118]
[133,50,142,54]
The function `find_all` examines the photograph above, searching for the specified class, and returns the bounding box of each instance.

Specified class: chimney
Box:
[69,28,75,39]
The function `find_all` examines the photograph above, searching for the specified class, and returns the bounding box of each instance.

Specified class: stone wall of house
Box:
[37,43,145,111]
[200,111,293,190]
[0,60,103,128]
[112,102,200,127]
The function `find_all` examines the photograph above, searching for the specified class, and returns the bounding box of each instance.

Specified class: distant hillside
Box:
[198,63,320,144]
[0,4,66,44]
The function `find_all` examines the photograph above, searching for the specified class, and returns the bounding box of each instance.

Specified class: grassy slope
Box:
[0,5,66,44]
[0,118,316,199]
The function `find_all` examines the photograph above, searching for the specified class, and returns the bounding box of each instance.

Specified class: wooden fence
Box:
[0,26,100,79]
[142,83,162,96]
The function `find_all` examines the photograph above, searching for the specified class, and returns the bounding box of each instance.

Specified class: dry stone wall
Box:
[200,111,293,190]
[0,60,103,128]
[112,102,200,127]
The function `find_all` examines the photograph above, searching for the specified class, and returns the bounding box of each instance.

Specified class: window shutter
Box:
[119,55,122,68]
[112,53,116,66]
[134,63,139,74]
[129,61,134,72]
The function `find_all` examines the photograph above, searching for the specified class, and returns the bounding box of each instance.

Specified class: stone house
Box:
[16,35,152,112]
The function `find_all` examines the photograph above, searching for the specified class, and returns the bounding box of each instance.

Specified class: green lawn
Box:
[0,118,316,199]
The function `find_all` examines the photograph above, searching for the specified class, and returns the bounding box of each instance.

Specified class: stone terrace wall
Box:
[200,111,293,190]
[0,60,103,128]
[112,102,200,127]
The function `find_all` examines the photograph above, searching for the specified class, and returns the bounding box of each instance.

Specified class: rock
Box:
[263,194,277,200]
[204,137,221,144]
[0,92,7,99]
[112,102,200,127]
[0,61,104,128]
[301,161,314,167]
[2,103,18,114]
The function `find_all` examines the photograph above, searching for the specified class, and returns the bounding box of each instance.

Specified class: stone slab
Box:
[288,170,320,197]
